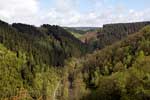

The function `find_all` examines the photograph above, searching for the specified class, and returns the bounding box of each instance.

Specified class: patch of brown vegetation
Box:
[80,32,98,43]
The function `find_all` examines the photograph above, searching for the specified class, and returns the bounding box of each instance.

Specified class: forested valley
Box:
[0,19,150,100]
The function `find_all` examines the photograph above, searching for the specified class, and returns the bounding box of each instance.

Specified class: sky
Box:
[0,0,150,27]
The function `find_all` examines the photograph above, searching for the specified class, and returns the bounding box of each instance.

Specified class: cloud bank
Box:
[0,0,150,26]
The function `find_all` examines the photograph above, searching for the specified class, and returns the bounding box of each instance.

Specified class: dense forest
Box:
[0,20,87,66]
[63,25,150,100]
[0,20,87,99]
[0,19,150,100]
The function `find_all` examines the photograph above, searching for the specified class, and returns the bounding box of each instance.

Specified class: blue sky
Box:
[0,0,150,26]
[39,0,150,12]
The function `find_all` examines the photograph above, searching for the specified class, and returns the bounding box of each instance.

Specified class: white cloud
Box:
[40,0,150,26]
[0,0,150,26]
[0,0,40,25]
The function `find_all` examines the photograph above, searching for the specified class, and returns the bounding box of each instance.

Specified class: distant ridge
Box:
[89,21,150,50]
[64,27,99,31]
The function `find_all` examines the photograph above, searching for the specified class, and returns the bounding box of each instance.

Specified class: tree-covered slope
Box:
[0,43,25,98]
[83,25,150,75]
[0,43,61,99]
[0,19,87,99]
[0,20,86,67]
[63,26,150,100]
